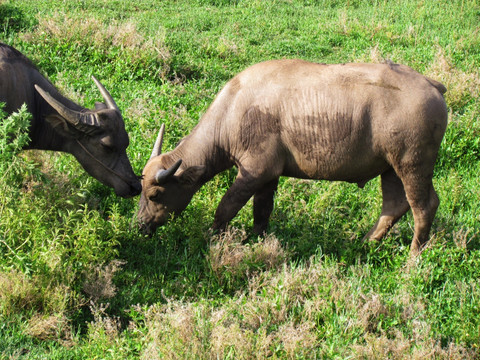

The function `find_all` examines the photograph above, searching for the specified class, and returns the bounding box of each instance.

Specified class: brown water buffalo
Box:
[0,43,141,197]
[138,59,447,255]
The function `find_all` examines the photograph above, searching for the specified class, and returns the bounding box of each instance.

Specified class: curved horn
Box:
[154,159,182,185]
[92,76,119,111]
[150,123,165,159]
[35,84,96,127]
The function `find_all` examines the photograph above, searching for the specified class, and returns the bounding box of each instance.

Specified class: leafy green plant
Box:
[0,103,34,183]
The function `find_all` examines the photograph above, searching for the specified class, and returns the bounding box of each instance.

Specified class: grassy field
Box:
[1,0,479,358]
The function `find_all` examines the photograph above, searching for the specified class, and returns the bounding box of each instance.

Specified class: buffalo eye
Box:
[100,136,114,150]
[147,188,163,201]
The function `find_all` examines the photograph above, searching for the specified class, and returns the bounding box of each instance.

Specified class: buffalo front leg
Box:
[253,178,279,235]
[212,171,269,232]
[364,168,410,242]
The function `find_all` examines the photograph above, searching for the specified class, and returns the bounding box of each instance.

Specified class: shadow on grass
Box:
[0,4,37,34]
[110,188,415,311]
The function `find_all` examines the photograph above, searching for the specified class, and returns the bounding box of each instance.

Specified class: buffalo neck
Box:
[25,76,83,153]
[166,120,233,185]
[25,93,68,152]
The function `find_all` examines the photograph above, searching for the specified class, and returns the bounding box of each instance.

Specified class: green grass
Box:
[1,0,479,358]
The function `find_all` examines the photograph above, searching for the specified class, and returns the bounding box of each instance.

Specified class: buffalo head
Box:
[137,124,205,234]
[35,77,142,197]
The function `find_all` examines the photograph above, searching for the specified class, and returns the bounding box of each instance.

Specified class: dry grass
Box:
[140,301,210,359]
[0,270,76,342]
[137,253,479,359]
[140,299,317,359]
[3,249,474,357]
[357,44,480,113]
[26,314,73,345]
[357,293,389,333]
[210,321,255,359]
[21,12,171,77]
[426,47,480,110]
[276,321,318,358]
[208,227,287,285]
[351,333,478,360]
[139,256,336,359]
[87,302,122,344]
[0,270,71,316]
[83,259,125,303]
[1,251,474,358]
[201,35,242,60]
[356,44,386,63]
[0,256,125,344]
[452,227,477,249]
[0,270,43,316]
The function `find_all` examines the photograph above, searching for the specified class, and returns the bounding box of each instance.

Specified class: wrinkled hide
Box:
[0,43,141,197]
[138,59,448,256]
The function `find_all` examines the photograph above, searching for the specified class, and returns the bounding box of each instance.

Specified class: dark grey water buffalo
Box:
[0,43,141,197]
[138,59,447,255]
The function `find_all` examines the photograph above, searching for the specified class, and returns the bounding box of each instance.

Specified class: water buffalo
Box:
[138,59,447,255]
[0,43,141,197]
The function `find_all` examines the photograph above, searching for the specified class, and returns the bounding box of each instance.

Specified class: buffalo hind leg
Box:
[364,168,410,242]
[401,177,439,256]
[253,178,279,235]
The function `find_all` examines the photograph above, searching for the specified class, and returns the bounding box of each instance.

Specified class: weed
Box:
[87,302,121,344]
[0,104,35,184]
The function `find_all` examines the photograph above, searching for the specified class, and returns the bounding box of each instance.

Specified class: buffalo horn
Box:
[92,76,119,111]
[35,85,96,127]
[150,123,165,159]
[154,159,182,185]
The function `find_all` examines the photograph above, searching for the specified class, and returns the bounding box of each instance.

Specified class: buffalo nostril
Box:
[131,181,142,196]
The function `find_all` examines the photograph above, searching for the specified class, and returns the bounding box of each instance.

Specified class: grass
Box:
[1,0,480,358]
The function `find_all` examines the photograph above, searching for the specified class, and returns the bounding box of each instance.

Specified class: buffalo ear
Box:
[94,102,108,110]
[45,114,80,137]
[45,114,100,137]
[36,84,101,137]
[177,166,206,185]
